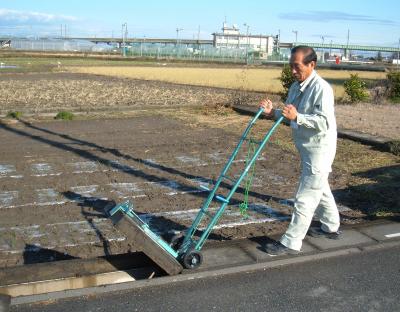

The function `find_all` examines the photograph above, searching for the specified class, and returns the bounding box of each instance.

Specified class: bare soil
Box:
[0,72,398,269]
[335,103,400,140]
[1,72,398,140]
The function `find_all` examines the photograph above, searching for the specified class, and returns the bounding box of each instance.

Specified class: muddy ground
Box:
[0,72,399,269]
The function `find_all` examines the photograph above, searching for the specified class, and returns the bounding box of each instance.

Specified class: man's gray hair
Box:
[291,45,317,65]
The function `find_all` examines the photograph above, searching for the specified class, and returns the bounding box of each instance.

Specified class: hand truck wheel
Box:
[182,249,203,269]
[169,232,184,250]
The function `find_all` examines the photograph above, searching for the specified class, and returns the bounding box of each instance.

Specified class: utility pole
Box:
[197,25,201,50]
[320,36,325,63]
[278,29,281,53]
[121,23,127,57]
[176,28,183,58]
[64,24,67,39]
[176,28,183,46]
[243,23,250,64]
[397,38,400,70]
[346,28,350,59]
[292,30,298,45]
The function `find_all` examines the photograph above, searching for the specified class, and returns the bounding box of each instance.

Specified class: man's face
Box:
[289,51,315,82]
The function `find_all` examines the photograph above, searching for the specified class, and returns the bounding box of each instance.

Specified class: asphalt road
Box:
[12,245,400,312]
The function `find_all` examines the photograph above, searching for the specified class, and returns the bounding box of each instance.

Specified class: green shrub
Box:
[388,140,400,156]
[55,111,74,120]
[279,64,295,101]
[6,111,23,119]
[387,71,400,103]
[343,74,369,103]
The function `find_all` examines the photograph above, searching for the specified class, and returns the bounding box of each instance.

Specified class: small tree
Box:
[279,64,295,101]
[344,74,369,103]
[387,71,400,103]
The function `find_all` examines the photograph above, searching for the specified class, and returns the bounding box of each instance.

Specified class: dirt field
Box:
[0,71,399,269]
[0,72,398,140]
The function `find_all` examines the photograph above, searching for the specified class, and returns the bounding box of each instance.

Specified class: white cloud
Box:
[279,11,396,26]
[0,8,77,25]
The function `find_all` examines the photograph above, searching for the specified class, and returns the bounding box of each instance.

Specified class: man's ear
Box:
[310,61,316,69]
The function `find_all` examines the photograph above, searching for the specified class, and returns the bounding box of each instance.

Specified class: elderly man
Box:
[260,45,341,256]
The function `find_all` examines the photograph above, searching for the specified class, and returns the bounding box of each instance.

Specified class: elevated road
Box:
[2,36,398,53]
[69,37,399,53]
[295,42,399,53]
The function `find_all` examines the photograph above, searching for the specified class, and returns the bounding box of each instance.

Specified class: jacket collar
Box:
[299,70,317,92]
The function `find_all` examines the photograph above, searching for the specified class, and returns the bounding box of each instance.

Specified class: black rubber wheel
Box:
[182,250,203,269]
[169,232,184,250]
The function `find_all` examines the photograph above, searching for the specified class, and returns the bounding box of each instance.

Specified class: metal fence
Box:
[11,39,115,52]
[125,44,291,63]
[8,38,291,63]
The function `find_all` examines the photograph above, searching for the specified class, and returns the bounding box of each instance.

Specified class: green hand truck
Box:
[106,108,284,274]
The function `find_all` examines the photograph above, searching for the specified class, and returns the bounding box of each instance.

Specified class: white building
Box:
[212,23,275,55]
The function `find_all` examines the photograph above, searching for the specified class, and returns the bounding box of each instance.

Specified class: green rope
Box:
[239,139,257,218]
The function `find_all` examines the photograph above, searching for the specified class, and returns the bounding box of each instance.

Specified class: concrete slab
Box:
[305,230,374,250]
[201,239,316,270]
[201,245,254,269]
[359,223,400,241]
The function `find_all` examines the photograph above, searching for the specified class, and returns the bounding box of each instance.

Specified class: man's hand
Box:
[283,104,298,121]
[259,98,273,116]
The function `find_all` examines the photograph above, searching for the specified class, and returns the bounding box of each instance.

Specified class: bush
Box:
[387,71,400,103]
[55,111,74,120]
[387,140,400,156]
[343,74,369,103]
[6,111,23,119]
[279,64,295,101]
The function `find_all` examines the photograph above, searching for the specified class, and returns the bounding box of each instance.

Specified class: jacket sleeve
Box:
[295,85,333,132]
[273,109,283,120]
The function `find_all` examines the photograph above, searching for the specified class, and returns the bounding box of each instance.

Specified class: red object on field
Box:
[335,56,340,64]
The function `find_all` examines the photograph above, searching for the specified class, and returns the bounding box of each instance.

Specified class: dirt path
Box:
[335,103,400,140]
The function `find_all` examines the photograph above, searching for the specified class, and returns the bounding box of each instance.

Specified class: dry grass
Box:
[0,74,234,114]
[67,66,387,98]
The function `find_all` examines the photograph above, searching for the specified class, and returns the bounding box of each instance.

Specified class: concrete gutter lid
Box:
[231,104,392,148]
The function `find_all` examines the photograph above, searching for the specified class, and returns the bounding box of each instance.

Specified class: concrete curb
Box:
[10,240,400,306]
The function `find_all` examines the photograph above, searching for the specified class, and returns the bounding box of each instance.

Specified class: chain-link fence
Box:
[11,39,115,52]
[8,39,290,63]
[125,44,291,63]
[125,44,248,63]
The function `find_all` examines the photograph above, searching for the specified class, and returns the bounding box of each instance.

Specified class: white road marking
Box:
[0,219,126,254]
[1,151,273,182]
[384,232,400,238]
[0,164,16,175]
[67,161,99,173]
[176,155,208,166]
[0,178,208,209]
[0,191,19,208]
[0,164,23,179]
[31,163,61,177]
[0,203,288,253]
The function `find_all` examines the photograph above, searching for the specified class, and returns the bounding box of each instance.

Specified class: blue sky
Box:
[0,0,399,46]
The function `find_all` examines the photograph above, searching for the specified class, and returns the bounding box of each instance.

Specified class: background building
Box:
[212,23,275,56]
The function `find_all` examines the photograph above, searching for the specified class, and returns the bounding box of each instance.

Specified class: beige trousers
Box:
[280,168,340,251]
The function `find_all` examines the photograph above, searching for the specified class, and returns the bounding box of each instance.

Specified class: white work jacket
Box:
[274,70,337,174]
